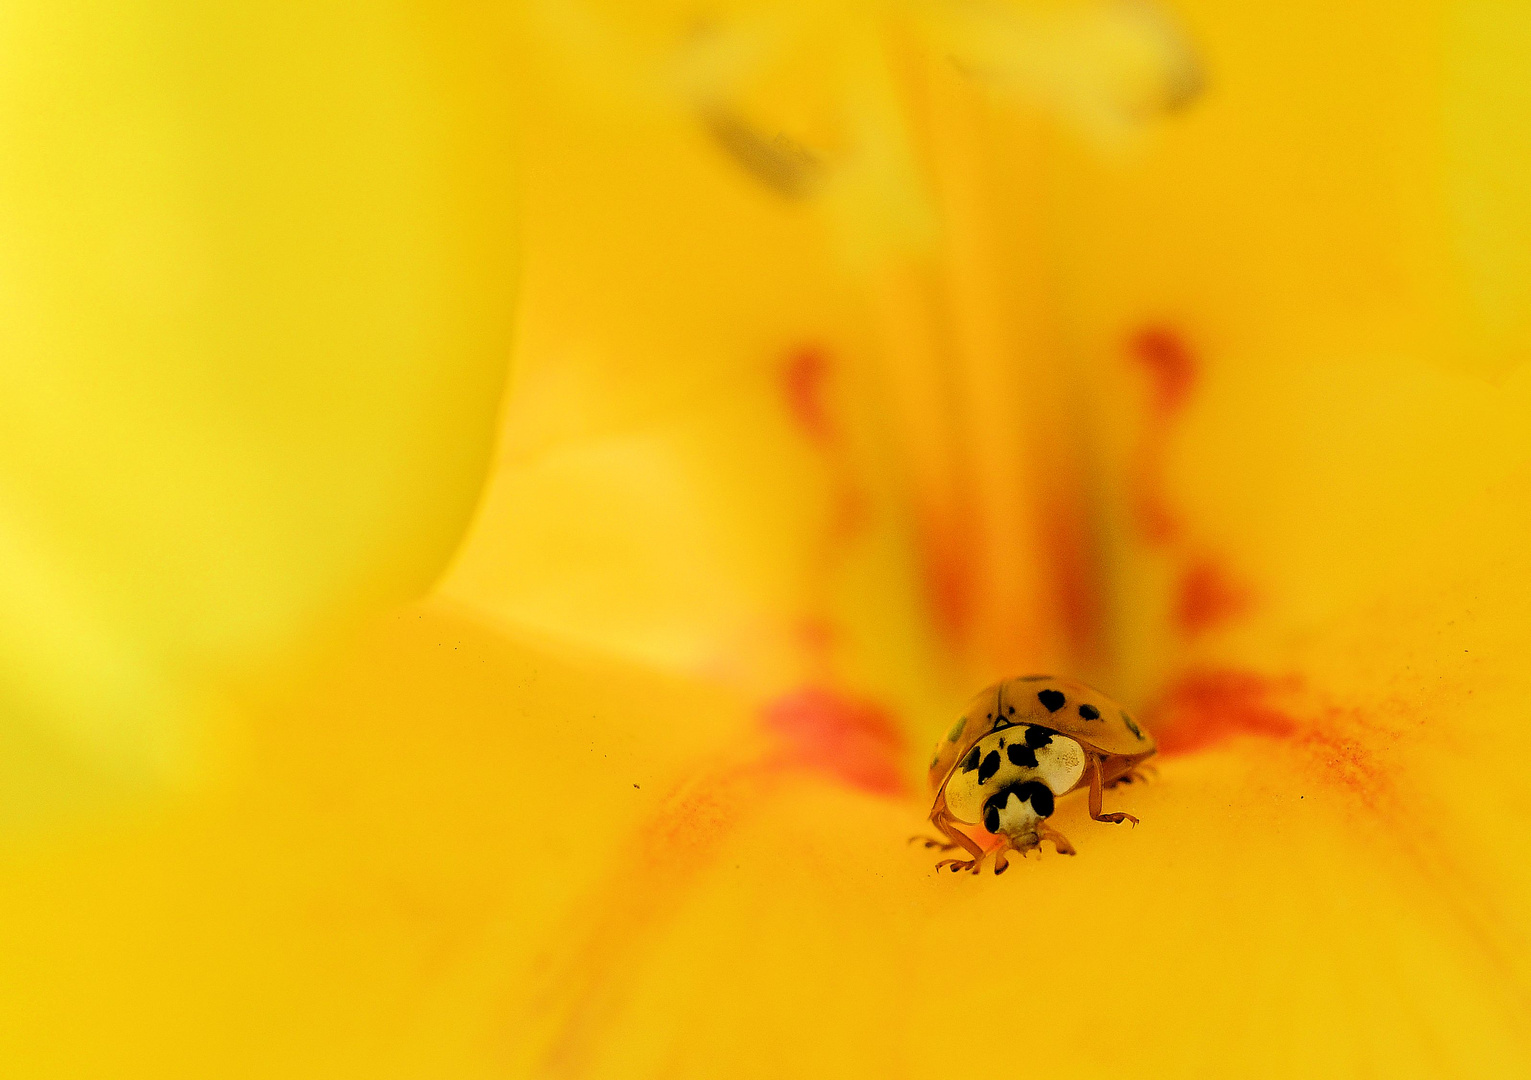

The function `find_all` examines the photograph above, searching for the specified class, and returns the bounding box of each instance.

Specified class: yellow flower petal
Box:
[0,1,518,806]
[6,1,1531,1077]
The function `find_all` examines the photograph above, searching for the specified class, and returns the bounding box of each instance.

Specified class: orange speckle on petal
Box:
[1131,325,1198,417]
[532,754,780,1077]
[1131,484,1181,548]
[795,616,838,660]
[761,686,909,797]
[1292,707,1399,814]
[1151,669,1299,756]
[1043,494,1106,662]
[917,512,974,646]
[1176,559,1253,636]
[1153,675,1400,825]
[1128,326,1199,547]
[535,688,909,1076]
[781,345,835,448]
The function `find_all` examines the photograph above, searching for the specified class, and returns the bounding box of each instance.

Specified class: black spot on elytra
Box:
[1024,726,1053,749]
[983,802,1000,833]
[1007,705,1015,715]
[978,750,1002,784]
[1038,689,1066,712]
[960,746,982,773]
[1078,703,1100,721]
[1122,712,1145,740]
[1007,743,1038,769]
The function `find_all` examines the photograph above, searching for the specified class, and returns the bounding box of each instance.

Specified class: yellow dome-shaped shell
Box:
[926,675,1154,801]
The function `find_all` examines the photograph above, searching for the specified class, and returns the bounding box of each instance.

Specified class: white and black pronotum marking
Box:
[940,719,1086,837]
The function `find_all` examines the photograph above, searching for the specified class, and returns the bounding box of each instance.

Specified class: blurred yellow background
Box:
[2,1,1530,1076]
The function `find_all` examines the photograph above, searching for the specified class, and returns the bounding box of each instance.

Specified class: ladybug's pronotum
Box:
[918,676,1155,874]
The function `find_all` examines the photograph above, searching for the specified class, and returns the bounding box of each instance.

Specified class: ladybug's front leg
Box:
[1036,824,1076,856]
[908,807,971,852]
[991,826,1074,869]
[987,834,1043,873]
[1087,755,1139,826]
[927,812,986,874]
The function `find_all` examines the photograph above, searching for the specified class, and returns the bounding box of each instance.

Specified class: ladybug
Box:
[916,675,1155,874]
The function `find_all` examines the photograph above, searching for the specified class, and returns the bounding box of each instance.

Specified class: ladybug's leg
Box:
[1036,824,1076,856]
[928,813,986,875]
[909,813,966,851]
[908,836,957,851]
[1106,764,1156,789]
[908,797,966,850]
[1087,755,1139,826]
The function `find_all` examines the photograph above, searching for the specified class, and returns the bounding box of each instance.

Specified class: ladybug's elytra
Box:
[918,675,1155,875]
